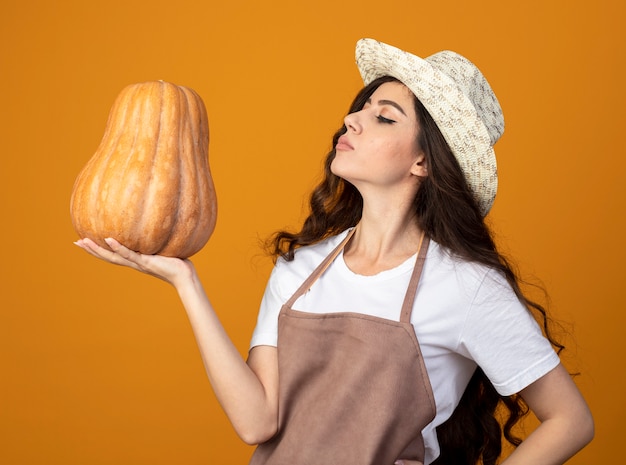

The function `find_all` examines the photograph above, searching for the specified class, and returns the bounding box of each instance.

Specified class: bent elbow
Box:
[237,420,279,446]
[580,410,595,446]
[567,402,595,452]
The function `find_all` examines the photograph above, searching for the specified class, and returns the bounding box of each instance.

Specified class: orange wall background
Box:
[1,1,623,463]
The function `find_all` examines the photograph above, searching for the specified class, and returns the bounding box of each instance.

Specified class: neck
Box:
[343,206,423,276]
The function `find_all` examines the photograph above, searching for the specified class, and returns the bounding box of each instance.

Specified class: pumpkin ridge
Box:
[136,81,185,254]
[195,89,217,254]
[185,86,211,257]
[194,85,217,255]
[177,86,203,257]
[182,85,214,257]
[159,84,199,257]
[158,84,213,258]
[136,81,164,253]
[185,87,206,255]
[98,84,145,245]
[118,82,169,248]
[168,85,189,254]
[71,84,140,245]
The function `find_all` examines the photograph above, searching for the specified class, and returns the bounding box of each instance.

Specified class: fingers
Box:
[74,237,191,285]
[103,237,142,264]
[74,237,139,269]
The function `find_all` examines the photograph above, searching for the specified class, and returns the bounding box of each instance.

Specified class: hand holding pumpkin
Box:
[74,237,196,286]
[70,81,217,259]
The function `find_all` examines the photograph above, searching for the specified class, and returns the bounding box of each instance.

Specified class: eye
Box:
[376,115,396,124]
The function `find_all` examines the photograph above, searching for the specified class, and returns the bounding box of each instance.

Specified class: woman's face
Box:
[331,81,425,192]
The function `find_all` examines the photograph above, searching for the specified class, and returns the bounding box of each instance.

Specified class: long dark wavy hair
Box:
[267,76,564,465]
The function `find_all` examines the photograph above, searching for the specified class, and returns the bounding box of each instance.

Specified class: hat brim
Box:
[355,38,497,215]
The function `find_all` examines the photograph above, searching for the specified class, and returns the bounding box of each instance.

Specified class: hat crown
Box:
[425,51,504,146]
[354,38,502,215]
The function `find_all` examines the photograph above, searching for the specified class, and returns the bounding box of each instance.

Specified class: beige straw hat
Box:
[355,38,505,215]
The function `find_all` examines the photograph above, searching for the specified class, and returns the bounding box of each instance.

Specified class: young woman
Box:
[75,39,594,465]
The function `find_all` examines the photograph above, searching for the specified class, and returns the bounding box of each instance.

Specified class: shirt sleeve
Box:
[457,268,561,396]
[249,260,285,349]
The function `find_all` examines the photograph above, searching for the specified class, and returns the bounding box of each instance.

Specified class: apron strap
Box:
[399,234,430,324]
[284,227,357,308]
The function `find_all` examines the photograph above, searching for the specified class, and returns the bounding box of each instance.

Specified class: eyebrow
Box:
[367,98,407,116]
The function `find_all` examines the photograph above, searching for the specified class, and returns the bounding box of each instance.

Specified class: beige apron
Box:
[250,229,436,465]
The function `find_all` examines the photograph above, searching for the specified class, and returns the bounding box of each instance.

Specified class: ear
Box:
[410,152,428,178]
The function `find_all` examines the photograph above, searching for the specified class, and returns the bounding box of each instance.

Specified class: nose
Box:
[344,111,362,134]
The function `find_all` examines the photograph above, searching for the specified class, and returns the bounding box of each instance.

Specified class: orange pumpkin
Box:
[70,80,217,258]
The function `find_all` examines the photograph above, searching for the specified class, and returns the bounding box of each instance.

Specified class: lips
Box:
[335,135,353,151]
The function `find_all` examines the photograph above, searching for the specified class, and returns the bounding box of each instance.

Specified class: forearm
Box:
[502,416,593,465]
[502,364,594,465]
[174,272,278,444]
